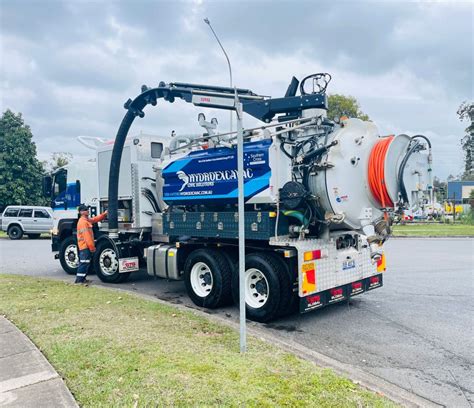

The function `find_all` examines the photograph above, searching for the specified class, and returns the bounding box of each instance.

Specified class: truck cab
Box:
[45,134,169,276]
[43,160,99,274]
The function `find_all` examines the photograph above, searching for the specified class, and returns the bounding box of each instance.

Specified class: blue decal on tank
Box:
[162,158,192,174]
[162,139,272,204]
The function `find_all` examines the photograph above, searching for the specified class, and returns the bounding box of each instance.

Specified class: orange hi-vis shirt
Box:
[77,213,107,251]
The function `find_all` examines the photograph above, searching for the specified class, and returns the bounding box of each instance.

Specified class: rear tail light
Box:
[370,276,380,285]
[304,249,321,261]
[330,288,343,297]
[352,282,362,290]
[307,295,320,304]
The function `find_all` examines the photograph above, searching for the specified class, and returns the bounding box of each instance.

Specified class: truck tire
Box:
[94,240,130,283]
[59,236,79,275]
[184,248,233,309]
[27,234,41,239]
[8,225,23,240]
[231,252,292,323]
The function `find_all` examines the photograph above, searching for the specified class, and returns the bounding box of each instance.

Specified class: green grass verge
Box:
[0,275,395,408]
[392,223,474,237]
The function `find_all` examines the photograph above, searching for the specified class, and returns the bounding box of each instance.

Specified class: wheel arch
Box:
[58,218,77,241]
[7,222,23,232]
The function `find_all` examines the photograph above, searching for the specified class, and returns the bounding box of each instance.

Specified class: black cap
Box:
[78,204,88,212]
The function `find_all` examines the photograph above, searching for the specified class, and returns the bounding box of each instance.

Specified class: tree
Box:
[457,101,474,181]
[42,152,73,172]
[0,110,46,210]
[327,94,370,122]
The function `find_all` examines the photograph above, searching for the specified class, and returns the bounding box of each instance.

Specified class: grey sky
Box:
[1,0,472,179]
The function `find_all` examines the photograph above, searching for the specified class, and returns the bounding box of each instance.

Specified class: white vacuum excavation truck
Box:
[53,74,433,322]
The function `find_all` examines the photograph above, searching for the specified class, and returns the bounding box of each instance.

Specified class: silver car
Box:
[1,206,53,240]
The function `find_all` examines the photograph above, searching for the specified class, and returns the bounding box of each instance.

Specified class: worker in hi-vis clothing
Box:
[75,204,108,284]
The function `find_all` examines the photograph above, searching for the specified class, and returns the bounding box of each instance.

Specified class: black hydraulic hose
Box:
[278,136,294,159]
[142,188,159,213]
[411,134,431,148]
[397,140,420,204]
[302,140,337,163]
[143,195,158,213]
[397,134,431,205]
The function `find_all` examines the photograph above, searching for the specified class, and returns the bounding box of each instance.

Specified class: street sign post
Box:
[235,91,246,353]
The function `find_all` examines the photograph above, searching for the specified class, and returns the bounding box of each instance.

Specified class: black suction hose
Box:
[108,110,137,235]
[107,84,162,235]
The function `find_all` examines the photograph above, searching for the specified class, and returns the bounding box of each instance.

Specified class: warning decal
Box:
[302,262,316,294]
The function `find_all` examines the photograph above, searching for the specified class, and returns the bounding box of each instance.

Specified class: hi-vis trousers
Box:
[75,248,92,283]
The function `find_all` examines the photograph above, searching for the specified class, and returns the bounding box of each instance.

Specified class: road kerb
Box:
[0,316,78,408]
[102,285,442,408]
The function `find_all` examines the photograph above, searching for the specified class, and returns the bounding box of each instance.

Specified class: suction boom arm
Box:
[108,79,328,235]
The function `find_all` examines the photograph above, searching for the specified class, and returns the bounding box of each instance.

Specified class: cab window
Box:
[3,208,19,217]
[53,170,67,197]
[34,209,50,218]
[19,209,33,217]
[151,142,163,158]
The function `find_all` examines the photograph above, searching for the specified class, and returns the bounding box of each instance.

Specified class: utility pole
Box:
[204,18,233,133]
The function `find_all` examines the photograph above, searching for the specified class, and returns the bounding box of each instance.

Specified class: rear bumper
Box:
[300,274,383,313]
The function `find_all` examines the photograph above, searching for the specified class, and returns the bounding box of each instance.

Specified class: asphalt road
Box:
[1,237,473,407]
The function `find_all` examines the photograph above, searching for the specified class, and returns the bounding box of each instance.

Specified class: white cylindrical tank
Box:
[309,118,428,232]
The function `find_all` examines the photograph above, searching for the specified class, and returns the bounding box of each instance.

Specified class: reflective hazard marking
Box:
[302,262,316,294]
[377,253,386,272]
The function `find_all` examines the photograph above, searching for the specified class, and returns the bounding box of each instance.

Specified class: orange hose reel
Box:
[368,136,395,209]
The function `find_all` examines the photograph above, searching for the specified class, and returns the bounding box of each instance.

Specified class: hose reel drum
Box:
[307,118,432,234]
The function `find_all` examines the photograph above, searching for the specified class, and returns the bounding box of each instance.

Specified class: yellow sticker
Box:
[302,262,315,272]
[301,262,316,294]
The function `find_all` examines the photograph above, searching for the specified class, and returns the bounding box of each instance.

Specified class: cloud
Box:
[0,0,472,179]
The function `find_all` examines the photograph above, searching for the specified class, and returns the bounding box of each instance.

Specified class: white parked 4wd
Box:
[1,206,53,240]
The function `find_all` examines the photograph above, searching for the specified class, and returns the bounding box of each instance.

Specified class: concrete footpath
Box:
[0,316,77,407]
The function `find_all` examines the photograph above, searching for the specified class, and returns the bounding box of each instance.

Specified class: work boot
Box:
[75,279,91,285]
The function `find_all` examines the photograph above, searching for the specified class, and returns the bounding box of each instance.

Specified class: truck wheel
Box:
[27,234,41,239]
[59,236,79,275]
[94,240,130,283]
[8,225,23,240]
[232,252,292,323]
[184,249,232,309]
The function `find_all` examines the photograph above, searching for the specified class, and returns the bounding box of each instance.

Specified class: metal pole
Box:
[204,18,233,133]
[235,91,246,353]
[452,193,456,223]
